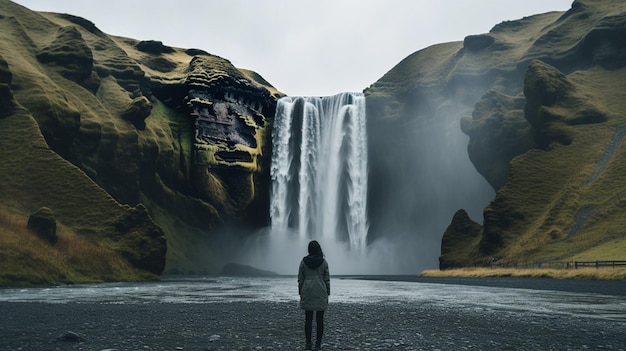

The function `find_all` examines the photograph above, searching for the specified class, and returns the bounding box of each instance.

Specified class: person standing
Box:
[298,240,330,350]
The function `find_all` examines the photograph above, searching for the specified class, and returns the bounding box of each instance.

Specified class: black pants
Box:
[305,310,324,345]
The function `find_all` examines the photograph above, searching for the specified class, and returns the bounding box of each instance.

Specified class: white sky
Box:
[15,0,573,96]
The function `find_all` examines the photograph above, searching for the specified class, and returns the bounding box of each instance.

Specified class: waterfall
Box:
[270,92,369,251]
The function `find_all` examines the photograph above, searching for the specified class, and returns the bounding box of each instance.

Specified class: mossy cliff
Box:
[4,0,626,281]
[366,0,626,268]
[0,0,282,284]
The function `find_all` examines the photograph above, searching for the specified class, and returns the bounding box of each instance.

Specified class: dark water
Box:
[1,276,624,322]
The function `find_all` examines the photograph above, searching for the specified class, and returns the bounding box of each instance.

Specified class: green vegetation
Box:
[0,0,282,284]
[439,63,626,270]
[481,65,626,265]
[0,0,167,285]
[0,206,154,286]
[366,0,626,272]
[2,0,625,284]
[0,104,161,285]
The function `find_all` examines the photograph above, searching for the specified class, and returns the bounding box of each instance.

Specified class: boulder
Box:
[57,331,84,342]
[463,34,495,51]
[135,40,174,55]
[120,96,152,129]
[27,207,57,245]
[185,48,210,56]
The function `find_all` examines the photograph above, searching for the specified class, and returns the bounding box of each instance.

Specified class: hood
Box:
[303,254,324,269]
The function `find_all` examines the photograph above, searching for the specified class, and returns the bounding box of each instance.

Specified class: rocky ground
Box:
[1,297,625,351]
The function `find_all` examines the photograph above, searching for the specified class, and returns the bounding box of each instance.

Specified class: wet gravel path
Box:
[1,298,625,350]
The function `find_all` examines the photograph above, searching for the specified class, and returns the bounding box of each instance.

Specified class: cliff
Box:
[4,0,626,281]
[366,0,626,268]
[0,0,282,284]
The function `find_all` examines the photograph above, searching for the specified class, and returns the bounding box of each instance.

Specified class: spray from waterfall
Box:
[240,92,417,274]
[236,88,495,275]
[270,92,369,252]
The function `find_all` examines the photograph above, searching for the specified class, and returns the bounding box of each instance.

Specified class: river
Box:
[1,276,624,322]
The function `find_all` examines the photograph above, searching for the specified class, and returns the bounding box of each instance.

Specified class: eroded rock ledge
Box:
[185,55,276,171]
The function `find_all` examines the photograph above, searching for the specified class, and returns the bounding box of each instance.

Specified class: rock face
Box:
[27,207,57,245]
[461,91,532,191]
[0,0,281,278]
[4,0,625,276]
[366,0,626,268]
[454,1,626,266]
[439,210,482,269]
[112,205,166,275]
[36,26,94,85]
[182,55,276,220]
[0,54,15,116]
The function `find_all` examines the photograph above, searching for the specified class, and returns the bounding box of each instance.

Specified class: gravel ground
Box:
[1,298,625,351]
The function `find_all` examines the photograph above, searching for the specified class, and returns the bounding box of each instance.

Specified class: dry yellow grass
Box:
[420,267,626,280]
[0,207,153,286]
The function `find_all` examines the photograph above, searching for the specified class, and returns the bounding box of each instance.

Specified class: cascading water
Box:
[241,88,493,274]
[270,92,369,252]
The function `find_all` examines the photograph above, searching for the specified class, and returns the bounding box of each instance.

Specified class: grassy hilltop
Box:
[366,0,626,271]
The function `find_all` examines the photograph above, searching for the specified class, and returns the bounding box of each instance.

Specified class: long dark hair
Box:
[308,240,324,257]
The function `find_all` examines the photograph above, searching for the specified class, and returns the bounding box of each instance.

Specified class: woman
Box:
[298,240,330,350]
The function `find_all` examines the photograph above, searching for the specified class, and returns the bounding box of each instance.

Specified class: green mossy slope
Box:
[0,0,281,284]
[366,0,626,268]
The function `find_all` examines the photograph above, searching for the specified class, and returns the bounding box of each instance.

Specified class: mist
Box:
[235,228,433,275]
[365,90,496,272]
[230,89,495,275]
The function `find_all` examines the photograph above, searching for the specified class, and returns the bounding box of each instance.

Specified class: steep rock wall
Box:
[0,0,282,275]
[438,0,626,267]
[366,0,626,268]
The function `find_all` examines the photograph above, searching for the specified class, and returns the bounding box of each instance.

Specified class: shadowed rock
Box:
[0,54,15,117]
[439,210,482,269]
[37,26,95,84]
[120,96,152,129]
[57,331,84,343]
[113,204,166,275]
[141,56,177,72]
[221,263,278,276]
[524,60,607,148]
[135,40,174,55]
[27,207,57,245]
[185,48,210,56]
[463,34,495,51]
[57,13,103,35]
[462,91,533,190]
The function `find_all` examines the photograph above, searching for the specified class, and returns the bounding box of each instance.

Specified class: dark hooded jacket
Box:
[298,254,330,311]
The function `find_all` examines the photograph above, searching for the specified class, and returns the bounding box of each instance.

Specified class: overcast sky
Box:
[15,0,573,96]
